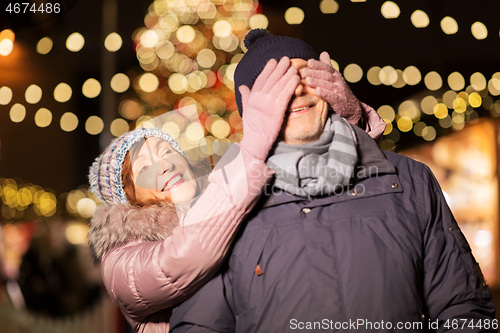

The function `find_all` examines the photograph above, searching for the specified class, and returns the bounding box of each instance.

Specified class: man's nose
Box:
[294,80,307,96]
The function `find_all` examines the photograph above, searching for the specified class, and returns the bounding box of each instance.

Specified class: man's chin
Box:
[283,129,322,145]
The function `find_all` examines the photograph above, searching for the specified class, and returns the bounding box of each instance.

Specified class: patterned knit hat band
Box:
[89,128,184,205]
[234,29,318,116]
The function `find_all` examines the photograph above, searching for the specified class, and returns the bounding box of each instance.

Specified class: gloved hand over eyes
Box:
[301,51,386,144]
[239,57,300,161]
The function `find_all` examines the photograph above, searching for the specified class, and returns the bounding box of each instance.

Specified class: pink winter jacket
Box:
[88,144,274,332]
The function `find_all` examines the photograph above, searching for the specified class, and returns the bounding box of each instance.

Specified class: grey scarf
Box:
[266,113,358,198]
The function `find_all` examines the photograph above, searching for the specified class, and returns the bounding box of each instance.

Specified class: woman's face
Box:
[130,137,198,204]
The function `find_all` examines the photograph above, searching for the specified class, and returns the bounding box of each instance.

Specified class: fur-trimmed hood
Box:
[88,202,180,265]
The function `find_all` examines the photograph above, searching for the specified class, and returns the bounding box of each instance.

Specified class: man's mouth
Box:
[290,106,311,112]
[162,173,183,191]
[289,104,314,116]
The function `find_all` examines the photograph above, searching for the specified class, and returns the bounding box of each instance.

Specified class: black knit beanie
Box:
[234,29,318,116]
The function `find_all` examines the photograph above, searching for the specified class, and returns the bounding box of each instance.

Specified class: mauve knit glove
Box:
[302,51,386,143]
[239,57,300,161]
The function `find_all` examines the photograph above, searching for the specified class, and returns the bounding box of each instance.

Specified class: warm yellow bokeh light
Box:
[344,64,363,83]
[452,112,465,129]
[0,39,13,56]
[403,66,421,85]
[393,70,406,89]
[439,115,452,128]
[25,84,42,104]
[110,118,129,137]
[141,30,160,47]
[383,122,393,136]
[433,103,448,119]
[422,126,436,141]
[197,2,217,20]
[410,10,429,28]
[66,222,90,244]
[156,40,174,60]
[82,78,102,98]
[381,1,400,19]
[413,122,426,136]
[104,32,122,52]
[54,83,72,103]
[0,29,14,42]
[0,86,12,105]
[397,116,413,132]
[177,25,196,43]
[138,73,159,93]
[162,121,181,139]
[471,22,488,40]
[330,59,339,71]
[249,14,269,29]
[60,112,79,132]
[76,199,96,219]
[66,32,85,52]
[469,92,482,108]
[440,16,458,35]
[10,103,26,123]
[424,71,442,91]
[36,37,53,55]
[442,90,457,108]
[285,7,305,25]
[213,20,232,37]
[187,72,203,91]
[398,101,419,122]
[211,119,231,139]
[453,98,467,113]
[447,72,465,91]
[168,73,188,94]
[119,99,144,120]
[197,48,216,68]
[377,105,395,123]
[320,0,339,14]
[85,116,104,135]
[185,123,205,143]
[367,67,381,85]
[35,108,52,128]
[379,66,397,85]
[470,72,486,91]
[110,73,130,93]
[421,95,438,115]
[489,77,500,96]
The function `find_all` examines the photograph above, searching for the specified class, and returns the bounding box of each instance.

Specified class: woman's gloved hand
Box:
[301,51,386,144]
[239,57,300,160]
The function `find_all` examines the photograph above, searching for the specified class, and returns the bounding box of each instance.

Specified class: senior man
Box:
[169,29,496,333]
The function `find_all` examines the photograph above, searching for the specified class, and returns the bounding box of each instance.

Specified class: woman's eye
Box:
[139,166,148,174]
[162,149,172,156]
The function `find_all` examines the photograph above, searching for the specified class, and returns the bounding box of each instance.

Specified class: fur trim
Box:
[88,202,179,265]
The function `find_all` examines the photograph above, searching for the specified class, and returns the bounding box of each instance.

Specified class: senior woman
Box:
[87,57,300,332]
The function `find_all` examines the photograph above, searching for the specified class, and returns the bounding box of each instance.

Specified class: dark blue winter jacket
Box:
[169,127,496,333]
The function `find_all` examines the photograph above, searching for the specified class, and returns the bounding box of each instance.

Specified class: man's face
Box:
[279,58,329,145]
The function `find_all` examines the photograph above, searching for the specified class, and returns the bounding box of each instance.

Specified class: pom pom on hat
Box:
[244,28,272,49]
[235,29,318,116]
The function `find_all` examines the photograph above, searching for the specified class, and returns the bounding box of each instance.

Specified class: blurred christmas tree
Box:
[120,0,268,164]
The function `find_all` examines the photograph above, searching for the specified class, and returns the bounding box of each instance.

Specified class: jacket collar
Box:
[262,126,402,208]
[88,202,179,265]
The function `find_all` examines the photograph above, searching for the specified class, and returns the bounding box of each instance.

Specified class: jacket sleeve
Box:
[420,163,496,332]
[101,144,273,325]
